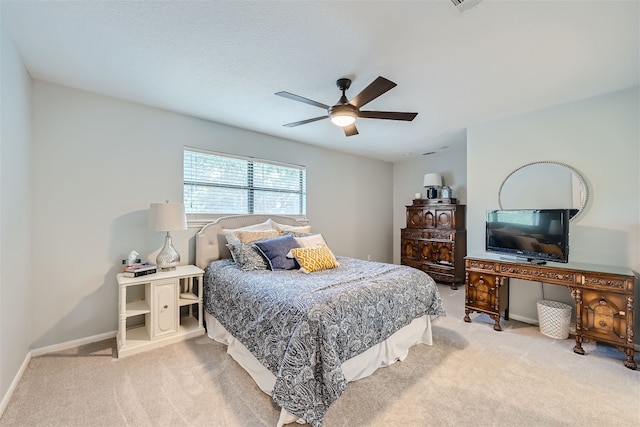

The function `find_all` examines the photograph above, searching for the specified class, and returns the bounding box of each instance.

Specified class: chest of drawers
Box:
[401,199,466,289]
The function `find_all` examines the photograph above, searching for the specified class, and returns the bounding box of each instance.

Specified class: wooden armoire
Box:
[401,198,467,289]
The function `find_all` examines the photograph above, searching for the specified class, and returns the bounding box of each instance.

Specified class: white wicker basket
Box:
[536,300,572,339]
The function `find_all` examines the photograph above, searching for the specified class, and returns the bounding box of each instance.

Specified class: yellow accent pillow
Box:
[289,245,340,274]
[234,229,280,243]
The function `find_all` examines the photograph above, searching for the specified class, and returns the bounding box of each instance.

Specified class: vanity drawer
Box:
[581,273,633,293]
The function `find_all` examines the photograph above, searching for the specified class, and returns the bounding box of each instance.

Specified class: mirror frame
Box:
[498,160,589,222]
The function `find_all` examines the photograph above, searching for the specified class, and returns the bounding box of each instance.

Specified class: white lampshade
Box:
[148,202,187,232]
[423,173,442,187]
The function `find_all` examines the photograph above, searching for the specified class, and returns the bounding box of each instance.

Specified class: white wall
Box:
[467,87,639,326]
[392,141,467,264]
[0,27,32,408]
[30,81,393,348]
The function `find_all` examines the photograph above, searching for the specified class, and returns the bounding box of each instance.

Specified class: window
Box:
[184,148,306,217]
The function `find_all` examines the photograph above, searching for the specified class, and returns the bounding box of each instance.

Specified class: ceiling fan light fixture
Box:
[329,105,357,127]
[330,113,356,127]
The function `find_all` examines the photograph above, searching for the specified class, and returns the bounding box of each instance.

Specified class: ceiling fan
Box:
[275,76,418,137]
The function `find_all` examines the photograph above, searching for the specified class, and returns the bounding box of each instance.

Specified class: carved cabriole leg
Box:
[492,314,502,331]
[626,295,634,348]
[623,350,637,370]
[570,287,585,355]
[492,276,503,331]
[463,270,471,322]
[624,295,636,369]
[617,345,638,369]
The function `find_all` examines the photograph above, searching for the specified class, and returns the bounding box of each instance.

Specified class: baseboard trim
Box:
[509,314,580,335]
[1,351,31,419]
[507,313,539,325]
[30,330,117,357]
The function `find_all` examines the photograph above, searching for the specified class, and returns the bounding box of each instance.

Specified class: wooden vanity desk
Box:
[464,254,637,369]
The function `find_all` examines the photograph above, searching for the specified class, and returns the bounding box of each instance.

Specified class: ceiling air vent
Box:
[451,0,482,13]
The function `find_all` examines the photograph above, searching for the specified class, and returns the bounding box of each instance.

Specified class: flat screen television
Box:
[485,209,570,264]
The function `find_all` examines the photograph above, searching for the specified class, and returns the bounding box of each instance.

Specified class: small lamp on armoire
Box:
[148,201,187,271]
[423,173,442,199]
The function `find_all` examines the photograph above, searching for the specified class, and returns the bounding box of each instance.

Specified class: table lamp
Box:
[423,173,442,199]
[149,201,187,271]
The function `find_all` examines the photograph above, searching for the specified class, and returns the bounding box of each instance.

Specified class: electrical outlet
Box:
[367,255,371,261]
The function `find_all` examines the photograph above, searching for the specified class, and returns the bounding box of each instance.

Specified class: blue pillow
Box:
[254,234,300,270]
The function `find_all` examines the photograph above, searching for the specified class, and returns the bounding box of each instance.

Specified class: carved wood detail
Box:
[498,265,576,284]
[582,276,626,290]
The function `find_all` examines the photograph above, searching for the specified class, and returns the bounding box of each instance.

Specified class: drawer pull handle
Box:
[161,304,168,312]
[599,321,607,327]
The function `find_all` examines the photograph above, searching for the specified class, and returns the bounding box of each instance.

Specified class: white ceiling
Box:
[2,0,638,162]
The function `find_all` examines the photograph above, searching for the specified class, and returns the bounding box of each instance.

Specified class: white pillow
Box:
[222,219,274,245]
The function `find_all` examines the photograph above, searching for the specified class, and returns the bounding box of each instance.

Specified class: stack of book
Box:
[123,262,157,278]
[122,257,141,272]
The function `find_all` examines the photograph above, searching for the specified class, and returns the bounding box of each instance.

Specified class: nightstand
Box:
[116,265,205,358]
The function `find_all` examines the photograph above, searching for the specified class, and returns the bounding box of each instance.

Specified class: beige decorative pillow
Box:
[222,219,274,245]
[294,233,327,248]
[289,245,340,274]
[234,229,280,243]
[271,220,312,234]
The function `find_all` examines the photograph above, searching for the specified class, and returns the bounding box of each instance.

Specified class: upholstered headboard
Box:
[195,214,308,269]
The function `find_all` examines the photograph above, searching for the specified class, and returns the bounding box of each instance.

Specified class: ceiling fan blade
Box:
[283,115,328,127]
[343,123,359,137]
[349,76,397,108]
[275,91,330,109]
[358,111,418,121]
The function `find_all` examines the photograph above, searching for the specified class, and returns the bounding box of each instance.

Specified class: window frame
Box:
[183,147,307,226]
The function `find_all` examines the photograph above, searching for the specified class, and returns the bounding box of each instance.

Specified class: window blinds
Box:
[184,148,306,216]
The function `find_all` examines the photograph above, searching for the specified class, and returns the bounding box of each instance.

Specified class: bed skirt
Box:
[205,311,433,426]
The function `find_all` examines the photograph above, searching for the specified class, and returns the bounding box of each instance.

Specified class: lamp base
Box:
[156,234,180,271]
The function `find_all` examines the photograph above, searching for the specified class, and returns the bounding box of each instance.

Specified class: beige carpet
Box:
[1,283,639,427]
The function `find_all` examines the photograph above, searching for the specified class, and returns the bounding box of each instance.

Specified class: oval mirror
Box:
[498,161,588,221]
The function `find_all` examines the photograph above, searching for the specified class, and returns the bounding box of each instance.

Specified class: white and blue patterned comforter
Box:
[204,256,445,426]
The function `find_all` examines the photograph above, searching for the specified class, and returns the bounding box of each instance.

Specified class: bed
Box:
[195,215,445,427]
